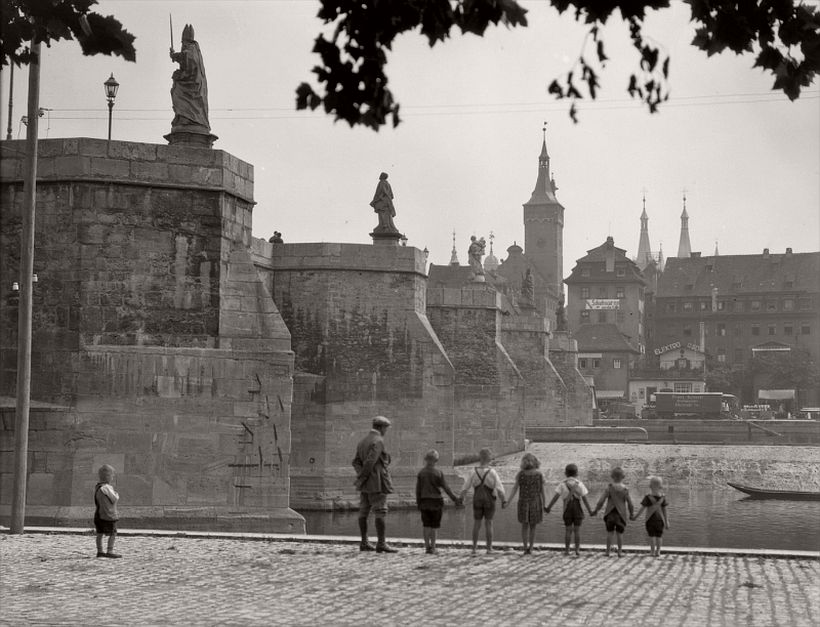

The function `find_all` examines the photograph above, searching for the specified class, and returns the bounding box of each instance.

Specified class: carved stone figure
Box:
[370,172,398,233]
[170,24,210,134]
[468,236,486,277]
[522,268,535,303]
[556,293,568,331]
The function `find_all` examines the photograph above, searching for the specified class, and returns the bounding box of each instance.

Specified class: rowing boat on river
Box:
[727,482,820,501]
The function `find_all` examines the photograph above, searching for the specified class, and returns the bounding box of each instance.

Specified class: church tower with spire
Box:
[676,194,692,258]
[523,126,564,312]
[636,194,653,270]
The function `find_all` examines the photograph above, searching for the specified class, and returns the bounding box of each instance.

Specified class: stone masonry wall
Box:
[253,241,455,508]
[549,331,594,426]
[426,285,525,462]
[0,138,299,530]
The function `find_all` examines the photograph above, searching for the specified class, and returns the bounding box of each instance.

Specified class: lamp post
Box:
[104,73,119,141]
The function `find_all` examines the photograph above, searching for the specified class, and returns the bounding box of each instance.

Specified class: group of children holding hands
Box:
[417,448,670,557]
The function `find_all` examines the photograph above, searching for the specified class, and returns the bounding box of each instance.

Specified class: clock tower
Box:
[523,129,564,314]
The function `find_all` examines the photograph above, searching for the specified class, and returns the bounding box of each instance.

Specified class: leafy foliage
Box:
[296,0,820,129]
[748,348,819,393]
[2,0,136,67]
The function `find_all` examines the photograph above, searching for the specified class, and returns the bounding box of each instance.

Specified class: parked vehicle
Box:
[645,392,739,419]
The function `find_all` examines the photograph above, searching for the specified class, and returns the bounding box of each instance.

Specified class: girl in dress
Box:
[504,452,548,554]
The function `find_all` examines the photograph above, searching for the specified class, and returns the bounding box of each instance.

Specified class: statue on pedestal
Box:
[166,23,216,147]
[370,172,398,233]
[468,236,486,280]
[556,293,568,331]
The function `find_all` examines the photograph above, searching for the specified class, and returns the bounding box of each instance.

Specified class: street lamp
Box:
[104,73,119,141]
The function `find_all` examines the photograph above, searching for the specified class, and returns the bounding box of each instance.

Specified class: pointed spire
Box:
[677,191,692,258]
[526,122,558,204]
[658,242,665,272]
[449,229,459,265]
[484,230,499,272]
[636,192,652,270]
[714,240,719,256]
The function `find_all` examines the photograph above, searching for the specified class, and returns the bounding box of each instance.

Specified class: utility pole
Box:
[11,41,41,534]
[5,64,13,140]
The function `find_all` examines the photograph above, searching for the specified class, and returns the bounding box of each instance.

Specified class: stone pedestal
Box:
[164,130,218,148]
[370,229,403,246]
[0,137,300,532]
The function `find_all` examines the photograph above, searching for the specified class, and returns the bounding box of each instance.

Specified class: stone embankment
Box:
[479,443,820,491]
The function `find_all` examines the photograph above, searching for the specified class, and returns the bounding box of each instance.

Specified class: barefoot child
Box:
[94,464,121,558]
[503,452,547,554]
[459,448,507,555]
[416,449,461,554]
[592,467,634,557]
[631,476,670,557]
[545,463,595,556]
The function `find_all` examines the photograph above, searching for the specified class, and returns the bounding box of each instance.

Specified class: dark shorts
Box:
[419,500,444,528]
[359,492,388,518]
[473,501,496,521]
[563,499,584,527]
[94,514,117,535]
[646,517,665,537]
[604,511,626,534]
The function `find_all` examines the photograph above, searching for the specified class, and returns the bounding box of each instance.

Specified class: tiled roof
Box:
[573,323,640,353]
[565,238,647,285]
[657,251,820,297]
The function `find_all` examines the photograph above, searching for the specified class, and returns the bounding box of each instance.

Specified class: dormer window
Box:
[685,284,694,291]
[616,267,626,277]
[580,268,590,278]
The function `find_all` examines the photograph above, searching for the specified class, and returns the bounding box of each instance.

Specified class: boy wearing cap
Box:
[352,416,398,553]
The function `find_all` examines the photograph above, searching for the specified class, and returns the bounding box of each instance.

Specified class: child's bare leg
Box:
[485,520,494,552]
[573,526,581,555]
[616,531,623,556]
[471,519,481,553]
[648,537,655,556]
[430,529,437,552]
[656,536,663,557]
[564,527,572,554]
[606,530,613,556]
[95,534,104,555]
[520,523,528,551]
[106,530,117,554]
[528,524,536,551]
[422,526,430,549]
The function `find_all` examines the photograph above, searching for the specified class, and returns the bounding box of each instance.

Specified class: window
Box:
[802,325,811,335]
[735,301,744,312]
[613,359,622,369]
[666,303,676,313]
[734,348,745,362]
[784,280,794,289]
[799,298,811,311]
[751,324,760,336]
[783,299,794,311]
[616,287,625,298]
[683,325,692,337]
[599,286,607,297]
[700,301,708,311]
[731,281,742,290]
[768,324,776,336]
[579,358,587,369]
[683,302,693,312]
[751,300,761,311]
[766,301,777,312]
[581,287,590,299]
[717,301,726,311]
[581,268,590,278]
[592,359,601,368]
[580,310,590,322]
[717,348,726,363]
[734,325,742,337]
[616,311,625,323]
[784,324,793,336]
[674,382,692,393]
[616,267,626,277]
[717,323,726,336]
[597,311,608,323]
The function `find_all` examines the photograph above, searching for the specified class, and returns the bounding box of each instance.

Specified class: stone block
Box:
[53,155,91,177]
[131,160,169,181]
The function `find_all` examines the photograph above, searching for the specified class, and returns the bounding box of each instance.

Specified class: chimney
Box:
[785,247,793,255]
[605,237,615,273]
[763,248,770,258]
[691,252,701,258]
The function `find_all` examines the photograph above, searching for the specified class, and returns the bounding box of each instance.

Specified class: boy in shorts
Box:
[632,475,670,557]
[459,448,507,555]
[545,463,595,556]
[416,449,461,554]
[592,466,635,556]
[94,464,122,558]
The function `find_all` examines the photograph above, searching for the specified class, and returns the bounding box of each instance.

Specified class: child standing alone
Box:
[592,467,634,557]
[545,463,595,556]
[459,448,507,555]
[632,476,670,557]
[94,464,121,558]
[415,449,461,554]
[503,452,547,554]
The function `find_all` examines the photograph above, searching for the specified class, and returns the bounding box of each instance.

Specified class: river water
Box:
[302,487,820,552]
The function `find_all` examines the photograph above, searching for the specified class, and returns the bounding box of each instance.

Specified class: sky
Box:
[1,0,818,273]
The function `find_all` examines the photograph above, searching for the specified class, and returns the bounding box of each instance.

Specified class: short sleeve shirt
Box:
[555,479,589,501]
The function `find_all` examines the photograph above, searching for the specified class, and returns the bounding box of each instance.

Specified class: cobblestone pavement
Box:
[1,532,818,626]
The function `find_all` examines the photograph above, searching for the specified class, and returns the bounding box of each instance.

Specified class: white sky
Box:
[2,0,818,272]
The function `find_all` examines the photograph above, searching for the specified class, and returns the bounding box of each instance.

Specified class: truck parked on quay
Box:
[641,392,739,420]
